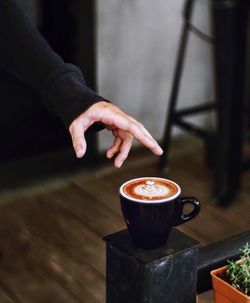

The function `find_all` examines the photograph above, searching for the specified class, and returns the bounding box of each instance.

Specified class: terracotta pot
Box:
[211,265,250,303]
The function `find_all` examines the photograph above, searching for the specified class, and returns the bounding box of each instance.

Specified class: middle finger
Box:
[114,135,133,168]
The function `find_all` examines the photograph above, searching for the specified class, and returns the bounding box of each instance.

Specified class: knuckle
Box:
[134,120,143,129]
[98,101,111,113]
[100,101,110,108]
[137,121,144,128]
[129,117,138,125]
[127,132,133,139]
[128,119,137,129]
[128,115,138,122]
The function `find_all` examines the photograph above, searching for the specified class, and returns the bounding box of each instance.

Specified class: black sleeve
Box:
[0,0,106,129]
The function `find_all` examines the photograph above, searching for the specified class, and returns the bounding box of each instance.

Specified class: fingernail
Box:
[76,146,83,158]
[157,146,163,155]
[107,152,113,159]
[116,161,123,168]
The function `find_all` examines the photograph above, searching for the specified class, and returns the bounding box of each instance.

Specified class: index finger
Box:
[128,121,163,155]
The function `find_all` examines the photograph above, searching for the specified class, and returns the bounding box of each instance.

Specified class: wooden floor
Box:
[0,137,249,303]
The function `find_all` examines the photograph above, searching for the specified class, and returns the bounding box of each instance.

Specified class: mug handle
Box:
[174,197,201,226]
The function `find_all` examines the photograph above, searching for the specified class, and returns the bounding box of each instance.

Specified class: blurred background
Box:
[0,0,216,182]
[97,0,215,150]
[0,0,249,302]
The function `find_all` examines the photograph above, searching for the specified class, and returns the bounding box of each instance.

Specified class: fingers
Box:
[114,135,133,168]
[69,122,87,158]
[98,106,163,156]
[70,101,163,164]
[106,137,122,159]
[106,129,133,167]
[122,118,163,156]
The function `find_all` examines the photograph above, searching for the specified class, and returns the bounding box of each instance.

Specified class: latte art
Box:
[122,177,179,202]
[134,181,170,198]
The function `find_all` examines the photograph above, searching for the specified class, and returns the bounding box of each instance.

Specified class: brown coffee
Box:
[121,177,179,201]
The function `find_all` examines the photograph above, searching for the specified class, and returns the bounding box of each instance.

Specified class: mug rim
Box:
[119,177,181,203]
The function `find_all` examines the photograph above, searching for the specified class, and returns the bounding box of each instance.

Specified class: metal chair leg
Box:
[159,0,195,170]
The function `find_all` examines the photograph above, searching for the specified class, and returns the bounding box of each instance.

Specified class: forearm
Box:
[0,0,105,128]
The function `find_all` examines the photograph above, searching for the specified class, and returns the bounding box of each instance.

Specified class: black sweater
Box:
[0,0,105,129]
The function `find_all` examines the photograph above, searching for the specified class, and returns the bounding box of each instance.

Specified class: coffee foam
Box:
[120,177,180,203]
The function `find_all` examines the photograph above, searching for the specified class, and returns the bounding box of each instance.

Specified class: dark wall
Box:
[0,0,97,165]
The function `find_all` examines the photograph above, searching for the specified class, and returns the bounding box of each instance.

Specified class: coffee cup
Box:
[120,177,201,249]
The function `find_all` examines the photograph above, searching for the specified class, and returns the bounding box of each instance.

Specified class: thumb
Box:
[69,122,87,158]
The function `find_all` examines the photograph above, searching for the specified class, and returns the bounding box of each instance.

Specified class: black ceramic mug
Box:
[120,177,201,249]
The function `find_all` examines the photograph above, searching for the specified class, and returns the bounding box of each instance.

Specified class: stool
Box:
[159,0,249,205]
[159,0,217,171]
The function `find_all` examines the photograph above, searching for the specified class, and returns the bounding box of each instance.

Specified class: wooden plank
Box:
[12,198,106,274]
[47,183,125,236]
[30,240,105,303]
[169,155,250,231]
[0,199,104,303]
[0,138,248,303]
[0,233,81,303]
[0,286,16,303]
[74,176,121,215]
[198,290,213,303]
[30,198,107,274]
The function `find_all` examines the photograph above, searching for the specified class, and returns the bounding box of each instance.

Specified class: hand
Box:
[69,101,163,168]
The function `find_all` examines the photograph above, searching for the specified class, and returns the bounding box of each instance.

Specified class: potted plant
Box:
[211,243,250,303]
